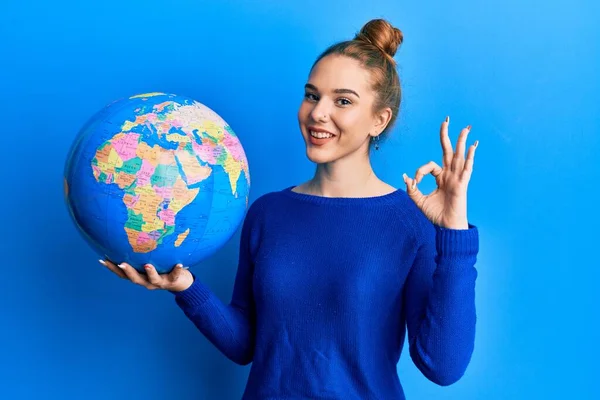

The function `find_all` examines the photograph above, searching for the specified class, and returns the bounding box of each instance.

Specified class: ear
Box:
[373,107,393,135]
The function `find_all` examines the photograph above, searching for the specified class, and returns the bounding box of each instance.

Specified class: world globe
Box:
[63,92,251,274]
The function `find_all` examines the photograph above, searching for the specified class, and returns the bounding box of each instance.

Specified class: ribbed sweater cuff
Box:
[171,273,213,308]
[434,223,479,259]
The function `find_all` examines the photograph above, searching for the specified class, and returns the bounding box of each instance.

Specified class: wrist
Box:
[439,219,469,230]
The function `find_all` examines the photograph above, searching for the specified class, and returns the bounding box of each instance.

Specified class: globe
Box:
[64,92,251,274]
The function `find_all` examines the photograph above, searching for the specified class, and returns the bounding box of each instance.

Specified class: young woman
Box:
[101,18,480,400]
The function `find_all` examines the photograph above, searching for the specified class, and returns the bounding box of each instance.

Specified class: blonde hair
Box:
[311,19,404,144]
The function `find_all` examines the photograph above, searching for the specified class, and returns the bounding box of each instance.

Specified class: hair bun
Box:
[355,19,404,59]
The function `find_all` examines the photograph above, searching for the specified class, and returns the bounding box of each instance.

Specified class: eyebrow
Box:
[304,83,360,98]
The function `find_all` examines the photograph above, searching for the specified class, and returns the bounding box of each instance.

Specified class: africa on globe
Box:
[64,92,251,274]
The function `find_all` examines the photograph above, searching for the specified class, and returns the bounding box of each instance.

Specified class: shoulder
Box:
[239,188,290,252]
[242,187,289,226]
[393,192,480,253]
[246,188,286,213]
[387,188,436,246]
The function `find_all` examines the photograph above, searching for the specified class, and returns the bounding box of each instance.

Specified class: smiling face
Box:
[297,54,391,165]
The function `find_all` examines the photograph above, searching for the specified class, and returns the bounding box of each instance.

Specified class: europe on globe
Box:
[64,92,251,273]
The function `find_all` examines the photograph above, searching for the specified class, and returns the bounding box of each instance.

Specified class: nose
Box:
[309,99,330,123]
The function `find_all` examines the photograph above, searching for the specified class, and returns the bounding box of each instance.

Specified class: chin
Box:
[304,143,340,164]
[306,150,332,164]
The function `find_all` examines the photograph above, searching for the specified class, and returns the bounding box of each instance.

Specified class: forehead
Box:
[308,55,372,95]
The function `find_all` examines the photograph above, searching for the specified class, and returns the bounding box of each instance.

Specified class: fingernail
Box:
[412,180,416,189]
[466,125,472,131]
[144,265,151,270]
[117,264,125,270]
[474,140,479,147]
[176,263,183,268]
[402,173,408,183]
[445,116,449,123]
[98,259,106,266]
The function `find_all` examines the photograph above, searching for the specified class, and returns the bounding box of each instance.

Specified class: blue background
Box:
[1,0,598,399]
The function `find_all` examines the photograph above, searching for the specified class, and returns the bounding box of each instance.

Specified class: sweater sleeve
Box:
[171,201,262,366]
[403,221,479,386]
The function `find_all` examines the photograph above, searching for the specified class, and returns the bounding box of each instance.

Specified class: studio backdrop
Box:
[0,0,598,399]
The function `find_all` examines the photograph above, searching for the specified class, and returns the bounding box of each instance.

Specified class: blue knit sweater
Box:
[173,186,479,399]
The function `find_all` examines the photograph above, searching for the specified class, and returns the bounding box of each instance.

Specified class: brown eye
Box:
[304,92,318,102]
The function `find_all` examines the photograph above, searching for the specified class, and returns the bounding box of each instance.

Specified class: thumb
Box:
[402,173,417,194]
[167,263,185,283]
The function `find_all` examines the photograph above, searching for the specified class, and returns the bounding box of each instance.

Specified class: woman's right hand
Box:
[99,259,194,292]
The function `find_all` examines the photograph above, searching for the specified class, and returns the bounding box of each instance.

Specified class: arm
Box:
[403,221,479,386]
[172,202,262,366]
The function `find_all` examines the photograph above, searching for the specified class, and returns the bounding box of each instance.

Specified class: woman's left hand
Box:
[403,117,479,230]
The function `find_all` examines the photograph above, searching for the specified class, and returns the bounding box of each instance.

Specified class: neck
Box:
[306,153,381,198]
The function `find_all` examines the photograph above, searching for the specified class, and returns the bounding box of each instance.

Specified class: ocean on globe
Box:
[64,92,251,274]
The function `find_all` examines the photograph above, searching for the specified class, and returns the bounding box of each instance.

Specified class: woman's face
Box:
[297,54,390,164]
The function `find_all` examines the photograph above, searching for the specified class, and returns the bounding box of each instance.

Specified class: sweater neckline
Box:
[281,185,405,206]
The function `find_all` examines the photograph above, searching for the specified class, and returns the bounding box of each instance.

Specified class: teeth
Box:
[310,130,334,139]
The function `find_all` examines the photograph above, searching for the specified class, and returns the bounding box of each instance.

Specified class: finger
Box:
[461,140,478,181]
[402,172,413,190]
[100,259,127,279]
[144,264,165,288]
[452,125,471,171]
[119,262,158,290]
[414,161,443,185]
[402,173,424,200]
[440,116,454,169]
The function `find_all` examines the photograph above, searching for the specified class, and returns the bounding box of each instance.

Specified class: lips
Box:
[307,128,336,146]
